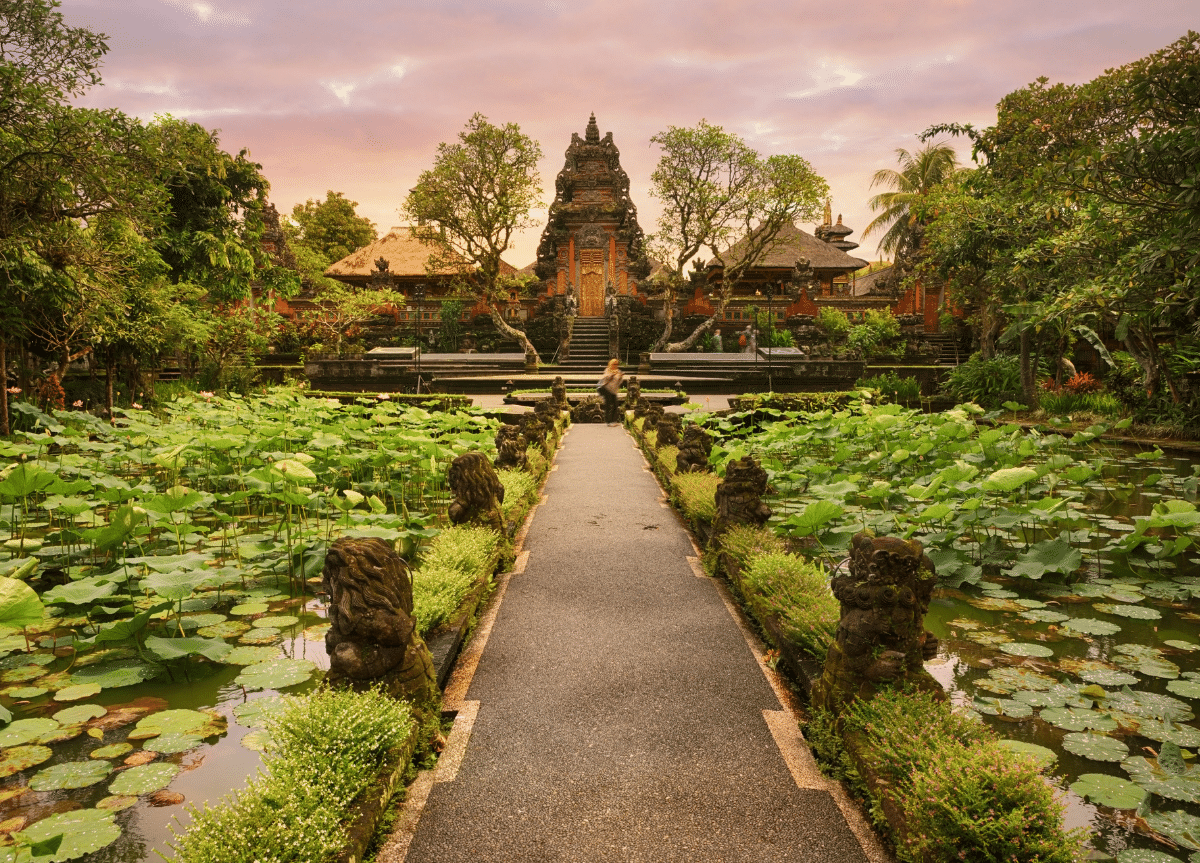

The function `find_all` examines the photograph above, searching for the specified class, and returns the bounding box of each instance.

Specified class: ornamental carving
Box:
[711,456,772,536]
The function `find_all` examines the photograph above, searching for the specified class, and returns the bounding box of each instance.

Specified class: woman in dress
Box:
[596,359,623,426]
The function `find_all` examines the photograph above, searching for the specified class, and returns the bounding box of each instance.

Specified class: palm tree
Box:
[862,143,958,259]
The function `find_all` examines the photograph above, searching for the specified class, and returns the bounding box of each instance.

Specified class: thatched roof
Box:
[715,221,869,273]
[324,227,519,280]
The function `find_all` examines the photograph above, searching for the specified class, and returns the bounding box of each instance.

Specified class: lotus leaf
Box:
[1014,689,1071,708]
[986,667,1057,692]
[251,615,299,629]
[1021,609,1071,623]
[274,458,317,482]
[1144,810,1200,851]
[52,704,105,725]
[967,596,1025,613]
[131,708,224,740]
[1070,772,1147,808]
[983,466,1039,492]
[967,631,1014,648]
[0,717,59,747]
[179,595,219,612]
[69,660,161,690]
[1094,603,1163,620]
[1102,690,1193,721]
[234,658,317,691]
[1063,618,1123,636]
[230,602,268,616]
[4,686,45,698]
[0,744,52,777]
[1061,732,1130,762]
[995,739,1057,768]
[1009,536,1083,579]
[143,733,205,754]
[231,696,293,727]
[240,728,272,751]
[108,762,179,795]
[1115,851,1183,863]
[41,577,119,606]
[1136,720,1200,748]
[223,646,280,666]
[1114,655,1181,680]
[29,759,111,790]
[0,577,44,630]
[89,743,133,760]
[981,588,1020,599]
[178,613,226,630]
[239,628,281,645]
[999,642,1054,658]
[0,653,53,669]
[1039,707,1118,732]
[1080,668,1140,687]
[53,684,102,702]
[1122,756,1200,803]
[95,795,138,811]
[303,623,331,641]
[14,807,121,860]
[1,665,45,684]
[1166,641,1200,652]
[198,621,250,640]
[1169,681,1200,700]
[947,618,985,631]
[37,724,83,744]
[144,635,231,662]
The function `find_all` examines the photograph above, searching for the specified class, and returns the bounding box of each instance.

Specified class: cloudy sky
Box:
[68,0,1197,266]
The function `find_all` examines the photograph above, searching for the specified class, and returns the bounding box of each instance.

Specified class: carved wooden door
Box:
[578,249,604,316]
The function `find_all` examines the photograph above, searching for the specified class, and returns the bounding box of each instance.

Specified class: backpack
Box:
[738,333,747,347]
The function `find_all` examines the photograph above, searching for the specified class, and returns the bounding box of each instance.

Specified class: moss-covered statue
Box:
[494,424,527,471]
[675,424,713,474]
[448,451,506,532]
[625,377,641,410]
[655,413,682,447]
[711,455,772,536]
[551,376,568,408]
[811,532,942,713]
[323,537,437,703]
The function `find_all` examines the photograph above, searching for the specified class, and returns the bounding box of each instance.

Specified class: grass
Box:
[169,687,415,863]
[740,552,837,659]
[1036,390,1123,418]
[842,688,1085,863]
[411,526,501,635]
[671,472,720,523]
[655,445,679,475]
[497,469,536,515]
[718,524,788,566]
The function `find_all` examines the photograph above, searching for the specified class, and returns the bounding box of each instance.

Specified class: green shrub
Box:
[856,371,921,404]
[816,306,851,342]
[843,688,1084,863]
[1037,390,1123,418]
[655,444,679,475]
[942,353,1023,408]
[411,526,500,635]
[741,552,837,658]
[847,309,903,359]
[671,472,719,522]
[170,688,415,863]
[497,469,536,515]
[718,525,788,568]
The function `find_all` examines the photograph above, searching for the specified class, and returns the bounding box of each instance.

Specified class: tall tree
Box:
[862,142,958,260]
[646,120,827,351]
[403,113,543,362]
[290,191,376,264]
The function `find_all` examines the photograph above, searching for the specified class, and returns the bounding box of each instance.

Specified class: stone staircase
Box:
[925,332,969,366]
[557,318,612,371]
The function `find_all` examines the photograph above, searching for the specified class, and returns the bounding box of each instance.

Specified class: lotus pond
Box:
[701,401,1200,861]
[0,390,504,862]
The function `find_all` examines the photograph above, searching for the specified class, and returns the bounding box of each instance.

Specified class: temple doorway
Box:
[578,249,605,316]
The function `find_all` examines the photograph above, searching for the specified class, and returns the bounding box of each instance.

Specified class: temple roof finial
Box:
[586,113,600,143]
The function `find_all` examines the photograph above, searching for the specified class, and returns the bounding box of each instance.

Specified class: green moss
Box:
[741,553,837,659]
[169,688,415,863]
[671,472,719,523]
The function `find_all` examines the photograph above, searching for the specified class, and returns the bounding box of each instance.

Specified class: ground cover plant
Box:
[641,396,1200,860]
[0,387,522,860]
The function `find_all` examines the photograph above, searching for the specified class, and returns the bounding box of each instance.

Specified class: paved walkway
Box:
[389,424,884,863]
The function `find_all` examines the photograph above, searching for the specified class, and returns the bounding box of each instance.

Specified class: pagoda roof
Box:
[324,227,518,281]
[712,221,869,273]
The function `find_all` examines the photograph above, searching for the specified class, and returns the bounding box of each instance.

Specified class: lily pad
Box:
[995,739,1057,768]
[52,704,105,725]
[1136,720,1200,748]
[1070,772,1147,808]
[222,646,280,666]
[107,762,180,796]
[1061,732,1130,762]
[1169,681,1200,700]
[179,613,226,629]
[130,708,224,740]
[1144,810,1200,851]
[231,696,292,728]
[143,635,231,662]
[1021,609,1071,623]
[3,686,46,699]
[197,621,249,639]
[0,744,52,778]
[29,759,111,790]
[1115,851,1184,863]
[1063,618,1123,636]
[0,665,45,684]
[229,602,268,616]
[999,642,1054,658]
[53,683,102,702]
[1094,602,1163,620]
[251,615,299,629]
[1040,707,1118,732]
[1114,654,1182,679]
[1102,689,1193,721]
[69,659,161,689]
[1014,689,1071,708]
[302,623,331,641]
[0,717,59,747]
[1123,754,1200,803]
[37,723,83,744]
[143,733,205,754]
[1081,668,1140,687]
[240,728,273,751]
[89,743,133,760]
[95,794,138,811]
[238,628,282,645]
[14,807,121,860]
[1166,641,1200,652]
[234,658,317,691]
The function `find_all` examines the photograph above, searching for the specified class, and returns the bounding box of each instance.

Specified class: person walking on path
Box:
[712,328,723,352]
[596,358,623,426]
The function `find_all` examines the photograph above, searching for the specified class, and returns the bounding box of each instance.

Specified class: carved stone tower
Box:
[534,114,651,316]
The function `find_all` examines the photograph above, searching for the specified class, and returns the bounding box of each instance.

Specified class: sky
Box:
[67,0,1198,267]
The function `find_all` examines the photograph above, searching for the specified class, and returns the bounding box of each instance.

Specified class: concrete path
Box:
[389,424,884,863]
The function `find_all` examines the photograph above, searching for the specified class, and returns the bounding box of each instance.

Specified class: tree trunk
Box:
[105,356,115,425]
[1124,332,1159,397]
[650,287,676,353]
[665,286,731,352]
[489,308,539,365]
[0,337,8,437]
[18,341,28,397]
[1019,327,1036,405]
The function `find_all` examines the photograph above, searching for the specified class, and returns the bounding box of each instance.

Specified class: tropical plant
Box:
[863,142,959,260]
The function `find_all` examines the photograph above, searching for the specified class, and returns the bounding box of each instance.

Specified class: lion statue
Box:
[448,451,506,532]
[323,536,436,701]
[494,424,527,471]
